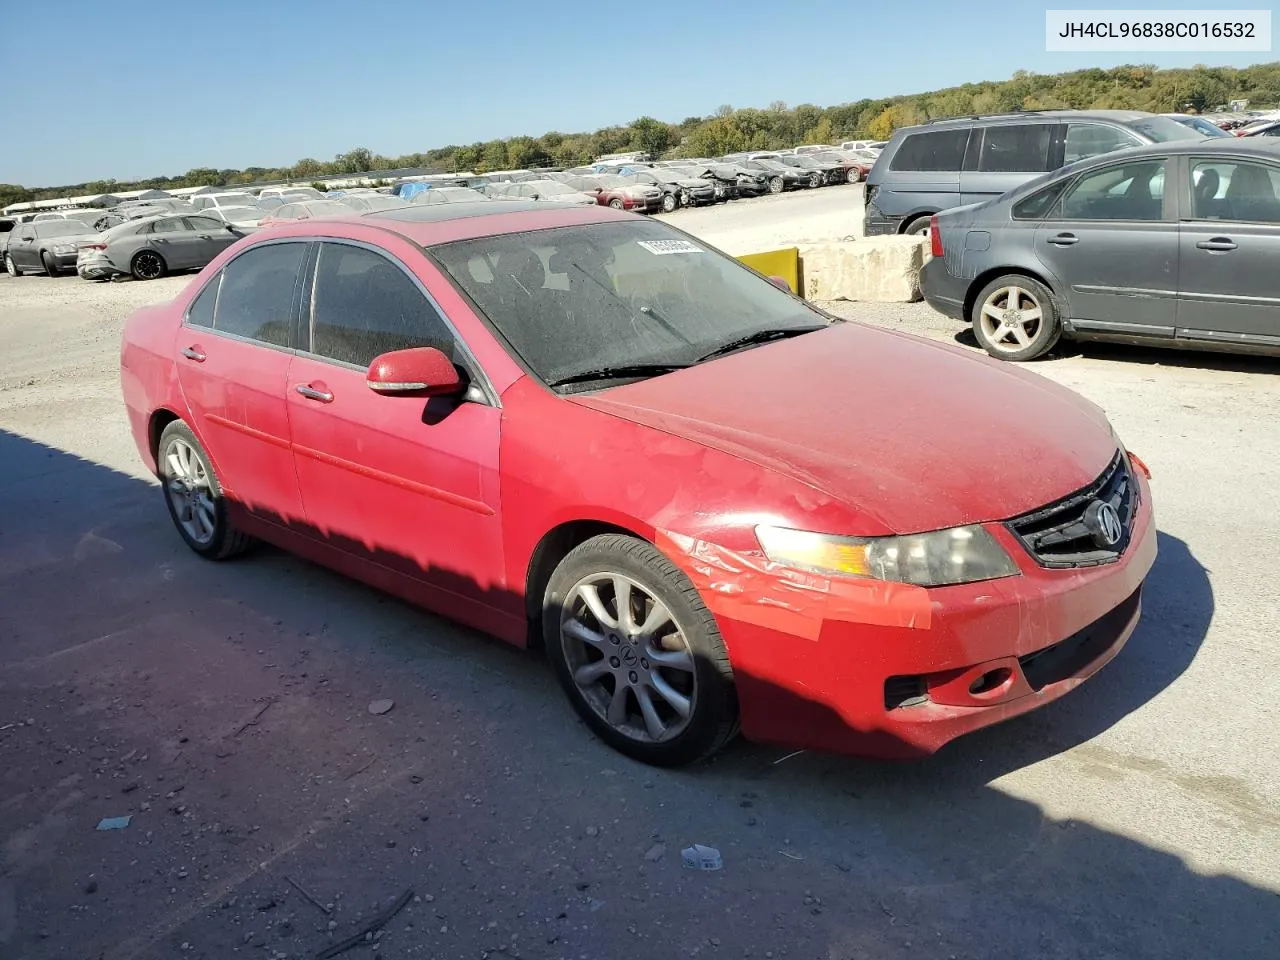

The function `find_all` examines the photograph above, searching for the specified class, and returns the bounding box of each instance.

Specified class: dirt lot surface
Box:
[1,196,1278,960]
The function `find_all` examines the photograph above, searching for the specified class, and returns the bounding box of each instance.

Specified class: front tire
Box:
[768,176,784,194]
[41,252,60,276]
[808,172,823,188]
[157,420,254,560]
[544,534,738,767]
[131,250,166,281]
[661,192,678,213]
[608,198,625,210]
[970,274,1062,362]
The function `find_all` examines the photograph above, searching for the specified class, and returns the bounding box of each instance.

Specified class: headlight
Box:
[52,243,76,254]
[755,524,1020,587]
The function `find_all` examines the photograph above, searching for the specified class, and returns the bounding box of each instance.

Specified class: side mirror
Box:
[767,275,793,292]
[366,346,463,397]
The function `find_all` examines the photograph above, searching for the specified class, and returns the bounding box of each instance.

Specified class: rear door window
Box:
[212,242,305,347]
[889,129,971,172]
[1064,123,1141,164]
[978,124,1056,173]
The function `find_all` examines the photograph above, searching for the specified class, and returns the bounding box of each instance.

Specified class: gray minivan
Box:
[864,110,1207,236]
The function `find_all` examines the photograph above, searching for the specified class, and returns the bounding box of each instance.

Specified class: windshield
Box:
[1124,115,1204,143]
[432,220,828,388]
[217,207,262,220]
[212,193,255,206]
[530,182,574,196]
[1175,116,1230,138]
[35,221,91,237]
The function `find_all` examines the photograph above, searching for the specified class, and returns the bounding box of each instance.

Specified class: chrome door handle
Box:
[295,384,333,403]
[1195,238,1237,251]
[181,346,206,362]
[1046,233,1078,246]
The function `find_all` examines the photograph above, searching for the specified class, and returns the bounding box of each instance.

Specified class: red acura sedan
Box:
[120,201,1157,767]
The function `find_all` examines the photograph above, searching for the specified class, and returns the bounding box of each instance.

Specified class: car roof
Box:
[1074,137,1280,163]
[278,200,634,248]
[902,109,1160,132]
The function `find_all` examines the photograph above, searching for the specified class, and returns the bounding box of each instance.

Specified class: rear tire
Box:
[4,254,18,277]
[543,534,739,767]
[969,274,1062,362]
[131,250,166,281]
[608,198,625,210]
[846,168,861,184]
[904,216,933,236]
[157,420,254,560]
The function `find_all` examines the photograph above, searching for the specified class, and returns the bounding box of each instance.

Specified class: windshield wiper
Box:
[547,362,691,388]
[695,326,827,363]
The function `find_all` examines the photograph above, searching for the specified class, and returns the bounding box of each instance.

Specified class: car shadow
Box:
[1,426,1272,960]
[949,326,1280,373]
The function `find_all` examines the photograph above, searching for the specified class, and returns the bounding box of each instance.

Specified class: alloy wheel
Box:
[134,251,163,280]
[978,285,1044,353]
[163,437,217,545]
[559,572,697,744]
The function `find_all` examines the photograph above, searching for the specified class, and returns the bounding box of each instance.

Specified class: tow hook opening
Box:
[969,667,1013,696]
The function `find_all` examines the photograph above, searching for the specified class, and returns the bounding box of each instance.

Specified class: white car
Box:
[190,192,259,212]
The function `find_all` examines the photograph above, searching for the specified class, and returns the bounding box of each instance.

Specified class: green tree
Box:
[629,116,676,157]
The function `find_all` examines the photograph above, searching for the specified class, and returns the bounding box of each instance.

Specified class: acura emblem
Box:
[1084,500,1123,548]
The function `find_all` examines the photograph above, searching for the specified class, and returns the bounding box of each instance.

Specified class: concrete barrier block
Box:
[796,237,929,303]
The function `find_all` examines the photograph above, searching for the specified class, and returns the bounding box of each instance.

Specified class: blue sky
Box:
[4,0,1273,186]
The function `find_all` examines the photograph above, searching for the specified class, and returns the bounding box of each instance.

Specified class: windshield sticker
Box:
[637,239,704,255]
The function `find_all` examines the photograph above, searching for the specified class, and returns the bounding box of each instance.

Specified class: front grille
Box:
[1018,587,1141,691]
[1005,452,1138,569]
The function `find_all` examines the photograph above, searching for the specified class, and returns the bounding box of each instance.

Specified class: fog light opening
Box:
[969,668,1012,696]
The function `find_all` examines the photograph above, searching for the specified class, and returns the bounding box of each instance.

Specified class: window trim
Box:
[1050,156,1174,224]
[1011,180,1070,221]
[1182,155,1280,225]
[179,237,308,354]
[298,237,500,408]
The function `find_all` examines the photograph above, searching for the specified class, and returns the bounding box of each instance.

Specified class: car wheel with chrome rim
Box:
[970,274,1062,362]
[158,420,254,560]
[543,534,738,766]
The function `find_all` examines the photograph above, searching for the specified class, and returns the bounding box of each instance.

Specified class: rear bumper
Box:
[920,257,967,321]
[863,205,902,235]
[665,470,1158,759]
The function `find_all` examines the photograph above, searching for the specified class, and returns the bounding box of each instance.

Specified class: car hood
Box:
[570,323,1117,533]
[621,185,660,197]
[672,177,712,188]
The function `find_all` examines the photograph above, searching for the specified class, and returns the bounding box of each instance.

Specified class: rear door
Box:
[1033,156,1179,332]
[149,216,203,269]
[174,240,308,525]
[960,123,1060,205]
[1176,156,1280,343]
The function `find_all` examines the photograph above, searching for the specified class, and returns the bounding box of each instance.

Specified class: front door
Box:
[184,215,240,267]
[1034,156,1179,332]
[8,225,36,269]
[149,216,204,270]
[1176,156,1280,343]
[285,240,506,609]
[174,240,308,526]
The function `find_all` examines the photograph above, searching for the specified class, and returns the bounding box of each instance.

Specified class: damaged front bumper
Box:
[655,472,1157,759]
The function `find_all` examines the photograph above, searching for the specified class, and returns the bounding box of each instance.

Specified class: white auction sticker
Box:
[637,239,703,255]
[1046,9,1271,51]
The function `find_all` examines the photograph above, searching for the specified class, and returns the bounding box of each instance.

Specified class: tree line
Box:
[4,61,1278,209]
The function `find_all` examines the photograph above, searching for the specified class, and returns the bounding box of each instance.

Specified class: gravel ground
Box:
[1,197,1278,960]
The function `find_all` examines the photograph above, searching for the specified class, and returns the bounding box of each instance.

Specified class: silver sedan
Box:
[77,214,244,281]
